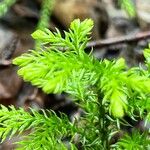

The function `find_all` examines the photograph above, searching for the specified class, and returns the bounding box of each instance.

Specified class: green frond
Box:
[14,48,87,94]
[98,56,150,118]
[13,19,96,97]
[37,0,54,30]
[3,18,150,149]
[14,19,150,120]
[0,105,77,149]
[35,0,55,49]
[115,130,150,149]
[145,113,150,129]
[127,95,150,119]
[31,19,93,53]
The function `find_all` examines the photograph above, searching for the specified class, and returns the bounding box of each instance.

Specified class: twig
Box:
[87,31,150,49]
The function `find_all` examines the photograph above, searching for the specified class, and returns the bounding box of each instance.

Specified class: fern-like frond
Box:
[13,19,150,119]
[13,19,96,98]
[0,105,77,149]
[13,48,96,96]
[4,18,150,149]
[115,130,150,149]
[31,19,93,53]
[35,0,55,49]
[99,57,150,118]
[37,0,54,30]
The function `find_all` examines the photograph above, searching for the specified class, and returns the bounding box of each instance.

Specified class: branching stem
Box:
[98,94,109,150]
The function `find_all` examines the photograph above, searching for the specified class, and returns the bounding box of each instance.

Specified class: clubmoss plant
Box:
[0,19,150,149]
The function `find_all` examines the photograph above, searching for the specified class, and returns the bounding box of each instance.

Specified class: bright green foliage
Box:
[0,105,77,150]
[0,19,149,149]
[13,19,94,95]
[37,0,54,30]
[0,0,16,17]
[119,0,136,17]
[35,0,55,49]
[143,43,150,132]
[115,130,150,149]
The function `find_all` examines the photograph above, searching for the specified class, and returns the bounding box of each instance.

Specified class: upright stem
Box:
[98,94,109,150]
[35,0,55,49]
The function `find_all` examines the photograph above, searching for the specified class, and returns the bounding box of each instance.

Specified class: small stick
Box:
[87,31,150,49]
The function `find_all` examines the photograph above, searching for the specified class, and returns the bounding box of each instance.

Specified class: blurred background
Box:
[0,0,150,149]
